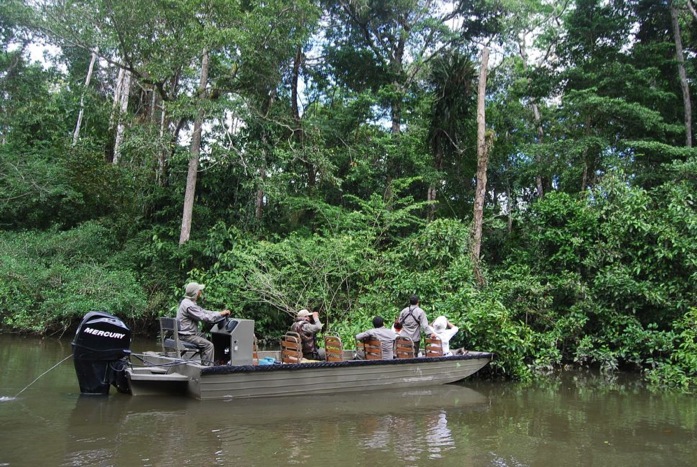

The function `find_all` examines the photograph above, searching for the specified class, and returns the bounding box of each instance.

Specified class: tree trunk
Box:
[72,51,97,146]
[532,103,545,198]
[255,166,266,220]
[670,2,692,147]
[291,46,302,123]
[156,100,167,186]
[390,34,405,136]
[427,147,444,221]
[112,69,132,165]
[581,115,592,191]
[687,0,697,23]
[472,46,490,286]
[506,182,513,234]
[179,49,210,245]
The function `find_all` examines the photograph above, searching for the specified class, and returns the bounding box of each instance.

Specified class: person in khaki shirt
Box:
[397,295,434,356]
[176,282,230,365]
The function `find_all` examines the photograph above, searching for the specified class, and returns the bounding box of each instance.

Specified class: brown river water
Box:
[0,334,695,466]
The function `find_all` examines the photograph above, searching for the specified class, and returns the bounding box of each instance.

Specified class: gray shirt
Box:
[398,305,433,344]
[176,297,224,335]
[356,327,398,359]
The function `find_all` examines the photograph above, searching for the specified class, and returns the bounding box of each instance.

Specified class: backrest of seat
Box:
[281,332,303,364]
[394,335,415,359]
[159,317,179,356]
[160,317,202,359]
[361,336,383,360]
[425,335,444,357]
[324,334,343,362]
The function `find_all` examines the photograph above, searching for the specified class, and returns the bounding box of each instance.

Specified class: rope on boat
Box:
[14,354,73,398]
[129,353,192,368]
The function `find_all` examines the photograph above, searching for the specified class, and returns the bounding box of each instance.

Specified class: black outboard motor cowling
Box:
[72,311,132,395]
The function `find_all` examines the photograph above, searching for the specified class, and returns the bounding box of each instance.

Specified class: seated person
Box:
[356,316,398,359]
[176,282,231,365]
[431,316,459,356]
[291,309,325,360]
[391,319,404,335]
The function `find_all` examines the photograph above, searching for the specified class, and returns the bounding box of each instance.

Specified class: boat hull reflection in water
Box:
[65,385,487,464]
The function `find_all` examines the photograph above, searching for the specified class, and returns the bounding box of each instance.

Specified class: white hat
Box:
[297,309,311,318]
[432,316,448,333]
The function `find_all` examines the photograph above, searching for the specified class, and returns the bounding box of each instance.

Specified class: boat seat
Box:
[359,336,383,360]
[425,335,444,357]
[159,317,203,361]
[394,335,415,359]
[324,334,344,362]
[280,331,303,364]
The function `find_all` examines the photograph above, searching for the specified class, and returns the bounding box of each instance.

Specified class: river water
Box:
[0,335,695,466]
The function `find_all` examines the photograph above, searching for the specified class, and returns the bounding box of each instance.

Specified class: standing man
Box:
[177,282,230,365]
[397,294,433,356]
[291,309,325,360]
[356,316,398,359]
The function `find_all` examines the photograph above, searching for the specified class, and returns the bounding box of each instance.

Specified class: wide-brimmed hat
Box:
[297,309,311,318]
[184,282,205,298]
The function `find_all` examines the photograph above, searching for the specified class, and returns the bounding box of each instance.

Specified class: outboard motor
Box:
[72,311,132,395]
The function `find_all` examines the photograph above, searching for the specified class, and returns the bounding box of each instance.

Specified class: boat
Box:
[71,311,493,401]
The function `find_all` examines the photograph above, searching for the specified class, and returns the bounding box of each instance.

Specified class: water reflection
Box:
[356,408,457,461]
[57,386,488,466]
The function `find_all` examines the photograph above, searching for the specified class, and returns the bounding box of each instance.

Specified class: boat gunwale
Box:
[199,351,494,376]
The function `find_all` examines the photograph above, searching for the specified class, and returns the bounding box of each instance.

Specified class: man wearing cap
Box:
[356,316,397,359]
[291,309,324,360]
[176,282,231,365]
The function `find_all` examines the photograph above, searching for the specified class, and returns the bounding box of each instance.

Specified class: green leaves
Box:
[0,225,146,334]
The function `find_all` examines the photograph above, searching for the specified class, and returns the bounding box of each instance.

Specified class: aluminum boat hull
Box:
[126,350,493,400]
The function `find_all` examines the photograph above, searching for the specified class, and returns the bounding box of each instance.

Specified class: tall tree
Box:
[472,46,491,285]
[320,0,496,205]
[426,51,476,219]
[669,0,692,147]
[497,0,571,198]
[72,50,97,146]
[179,49,209,245]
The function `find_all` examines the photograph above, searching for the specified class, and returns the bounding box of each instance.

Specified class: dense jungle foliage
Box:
[1,0,695,390]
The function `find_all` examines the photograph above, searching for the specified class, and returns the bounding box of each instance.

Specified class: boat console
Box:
[210,318,255,366]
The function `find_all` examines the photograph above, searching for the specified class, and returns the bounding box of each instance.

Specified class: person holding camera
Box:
[291,309,325,360]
